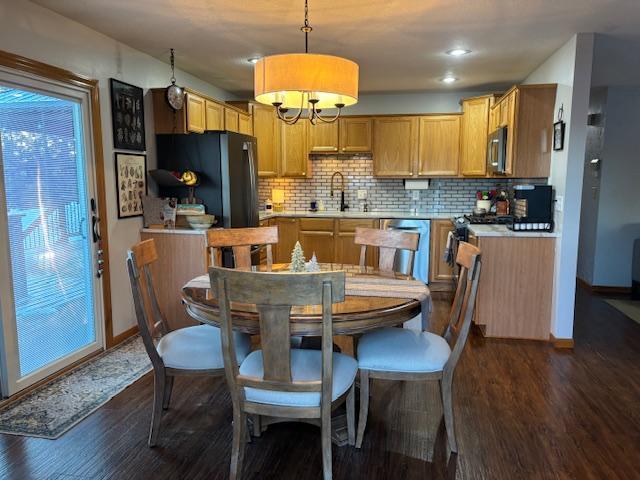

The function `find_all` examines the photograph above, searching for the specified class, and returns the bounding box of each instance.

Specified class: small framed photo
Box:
[115,153,147,218]
[110,78,146,151]
[553,120,565,151]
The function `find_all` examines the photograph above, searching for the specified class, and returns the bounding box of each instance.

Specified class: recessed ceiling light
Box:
[446,48,471,57]
[441,76,458,84]
[247,57,261,64]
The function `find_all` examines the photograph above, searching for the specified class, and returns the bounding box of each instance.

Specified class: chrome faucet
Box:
[330,171,348,212]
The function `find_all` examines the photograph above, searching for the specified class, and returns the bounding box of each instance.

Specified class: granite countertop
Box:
[259,210,461,221]
[468,224,560,238]
[141,227,210,235]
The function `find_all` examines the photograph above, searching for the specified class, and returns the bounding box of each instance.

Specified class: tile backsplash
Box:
[258,155,545,215]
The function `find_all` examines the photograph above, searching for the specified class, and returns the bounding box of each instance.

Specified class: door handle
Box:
[90,198,100,243]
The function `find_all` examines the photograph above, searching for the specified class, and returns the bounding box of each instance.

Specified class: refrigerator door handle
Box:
[244,141,258,226]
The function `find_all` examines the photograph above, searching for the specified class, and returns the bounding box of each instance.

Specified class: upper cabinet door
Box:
[238,112,253,135]
[224,108,239,133]
[417,115,461,177]
[339,118,372,152]
[186,92,206,133]
[252,104,279,177]
[459,96,490,176]
[204,100,224,131]
[309,122,339,152]
[372,116,418,177]
[280,121,309,177]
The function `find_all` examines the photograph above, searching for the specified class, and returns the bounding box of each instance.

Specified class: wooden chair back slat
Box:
[442,241,481,376]
[210,267,346,397]
[207,226,278,271]
[127,239,167,368]
[355,227,420,274]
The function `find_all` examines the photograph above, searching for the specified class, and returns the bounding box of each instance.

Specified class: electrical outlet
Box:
[411,190,420,201]
[357,189,368,200]
[555,195,564,212]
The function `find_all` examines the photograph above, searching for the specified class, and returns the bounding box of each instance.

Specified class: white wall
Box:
[577,87,607,284]
[0,0,235,338]
[591,87,640,286]
[523,33,594,340]
[345,91,490,115]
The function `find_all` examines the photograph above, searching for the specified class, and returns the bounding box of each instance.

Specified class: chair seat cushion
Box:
[239,349,358,408]
[157,324,250,370]
[357,328,451,373]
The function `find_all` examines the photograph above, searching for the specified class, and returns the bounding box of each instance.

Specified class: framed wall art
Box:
[115,153,147,218]
[110,78,146,151]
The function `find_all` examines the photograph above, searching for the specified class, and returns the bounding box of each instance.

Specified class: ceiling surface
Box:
[33,0,640,96]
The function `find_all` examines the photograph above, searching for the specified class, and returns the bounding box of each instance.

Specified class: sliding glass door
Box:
[0,69,104,396]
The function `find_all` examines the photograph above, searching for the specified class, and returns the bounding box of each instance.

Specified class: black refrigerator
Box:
[155,132,259,229]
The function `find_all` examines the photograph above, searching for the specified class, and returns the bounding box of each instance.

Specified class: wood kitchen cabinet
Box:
[238,112,252,135]
[491,84,556,178]
[473,235,554,340]
[298,218,334,263]
[429,219,455,283]
[309,122,339,152]
[205,99,224,131]
[251,103,280,177]
[280,121,309,177]
[417,115,461,176]
[339,117,372,152]
[224,108,239,133]
[185,91,206,133]
[273,217,299,263]
[459,95,491,176]
[334,218,379,266]
[373,116,419,177]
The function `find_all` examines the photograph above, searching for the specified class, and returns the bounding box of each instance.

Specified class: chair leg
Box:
[162,375,174,410]
[346,383,356,446]
[440,377,458,454]
[251,414,262,438]
[321,400,332,480]
[355,369,370,449]
[230,409,247,480]
[148,369,166,447]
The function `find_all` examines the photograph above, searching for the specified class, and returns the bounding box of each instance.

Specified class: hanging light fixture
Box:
[253,0,359,124]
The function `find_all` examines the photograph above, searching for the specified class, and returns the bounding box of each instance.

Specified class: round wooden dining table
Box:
[181,263,423,336]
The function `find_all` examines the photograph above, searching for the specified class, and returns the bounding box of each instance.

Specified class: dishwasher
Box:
[380,219,431,284]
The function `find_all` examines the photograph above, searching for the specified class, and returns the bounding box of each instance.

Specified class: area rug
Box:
[606,299,640,325]
[0,335,151,439]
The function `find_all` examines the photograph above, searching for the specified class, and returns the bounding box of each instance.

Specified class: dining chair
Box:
[209,267,357,480]
[207,226,279,270]
[127,238,251,447]
[354,227,420,274]
[355,241,482,454]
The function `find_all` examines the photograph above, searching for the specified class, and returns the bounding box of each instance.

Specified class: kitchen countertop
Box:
[141,227,210,235]
[468,224,560,238]
[259,210,461,220]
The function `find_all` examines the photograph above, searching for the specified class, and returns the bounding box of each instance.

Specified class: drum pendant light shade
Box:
[254,53,359,110]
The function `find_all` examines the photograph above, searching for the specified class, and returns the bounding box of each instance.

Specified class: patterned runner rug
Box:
[0,336,151,439]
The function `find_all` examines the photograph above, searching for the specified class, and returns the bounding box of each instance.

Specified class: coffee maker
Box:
[508,185,554,232]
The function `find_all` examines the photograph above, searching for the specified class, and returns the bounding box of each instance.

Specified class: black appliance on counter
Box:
[508,184,554,232]
[155,132,259,229]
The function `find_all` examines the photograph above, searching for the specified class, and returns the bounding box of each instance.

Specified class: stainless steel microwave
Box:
[487,126,508,174]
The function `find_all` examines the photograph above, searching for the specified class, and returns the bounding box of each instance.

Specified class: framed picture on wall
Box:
[553,120,565,151]
[110,78,146,151]
[115,153,147,218]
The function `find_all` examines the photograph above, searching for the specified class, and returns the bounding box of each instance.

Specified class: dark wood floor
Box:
[1,287,639,480]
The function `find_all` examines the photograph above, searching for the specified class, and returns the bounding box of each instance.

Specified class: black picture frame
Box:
[553,120,565,151]
[110,78,146,151]
[115,153,147,218]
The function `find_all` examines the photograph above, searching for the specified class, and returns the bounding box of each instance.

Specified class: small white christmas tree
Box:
[306,252,320,272]
[289,241,306,272]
